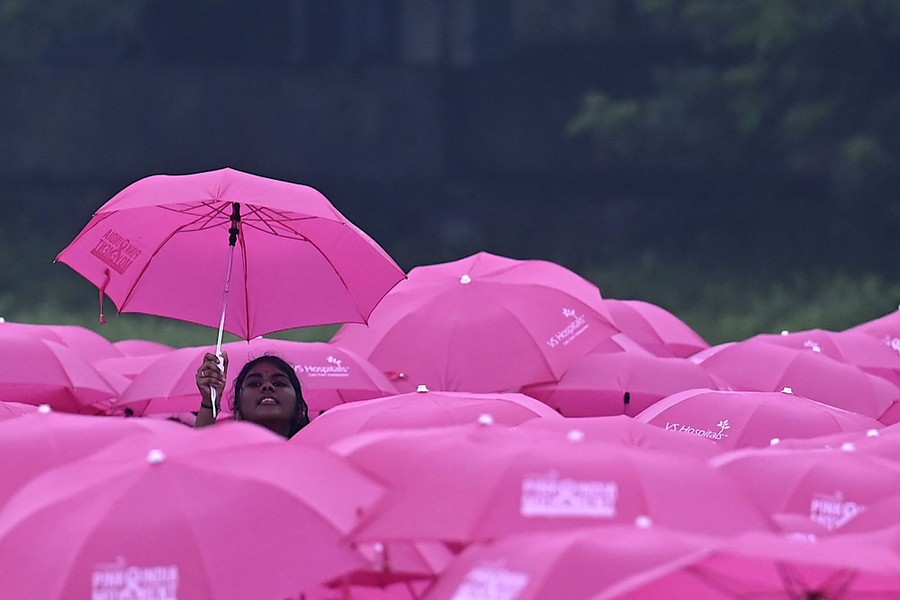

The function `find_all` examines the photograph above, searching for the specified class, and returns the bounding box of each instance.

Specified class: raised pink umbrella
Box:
[749,328,900,387]
[113,338,396,417]
[292,387,561,448]
[0,435,383,599]
[592,528,900,599]
[712,446,900,537]
[0,334,117,413]
[600,299,709,358]
[423,524,717,600]
[520,351,719,417]
[343,424,773,549]
[635,388,883,450]
[515,415,723,457]
[695,340,899,420]
[56,167,405,418]
[331,252,619,394]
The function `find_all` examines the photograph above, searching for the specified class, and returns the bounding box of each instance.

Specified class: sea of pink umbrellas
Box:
[1,251,899,599]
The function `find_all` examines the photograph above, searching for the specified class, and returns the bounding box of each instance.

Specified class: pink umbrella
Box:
[423,524,717,600]
[515,415,723,457]
[43,324,123,361]
[344,424,773,548]
[0,334,117,413]
[695,340,899,419]
[56,167,406,418]
[592,528,900,599]
[331,252,619,393]
[292,387,561,448]
[712,446,900,536]
[600,299,709,358]
[114,338,396,417]
[0,400,40,420]
[635,388,883,450]
[0,409,198,507]
[848,305,900,340]
[0,319,65,343]
[520,351,719,417]
[749,328,900,387]
[113,338,175,356]
[0,436,383,599]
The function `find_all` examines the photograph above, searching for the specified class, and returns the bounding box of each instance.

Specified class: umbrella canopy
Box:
[43,324,123,361]
[515,415,723,457]
[848,306,900,341]
[0,434,383,599]
[635,388,883,451]
[592,528,900,599]
[292,387,561,448]
[749,328,900,388]
[55,167,406,340]
[695,340,900,420]
[0,334,117,413]
[113,338,175,356]
[113,338,396,416]
[600,299,709,358]
[331,251,619,393]
[712,446,900,536]
[0,409,202,508]
[0,400,40,420]
[343,424,772,547]
[423,524,717,600]
[520,351,719,417]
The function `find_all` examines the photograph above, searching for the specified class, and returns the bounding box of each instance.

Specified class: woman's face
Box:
[237,361,298,425]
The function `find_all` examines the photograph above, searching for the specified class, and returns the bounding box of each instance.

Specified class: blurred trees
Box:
[568,0,900,277]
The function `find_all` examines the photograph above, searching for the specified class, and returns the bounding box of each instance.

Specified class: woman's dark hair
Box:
[230,354,309,437]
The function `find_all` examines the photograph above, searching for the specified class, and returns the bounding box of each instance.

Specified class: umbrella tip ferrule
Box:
[146,449,166,464]
[459,274,472,284]
[634,515,654,529]
[416,384,429,393]
[477,413,494,426]
[567,430,585,442]
[38,404,52,414]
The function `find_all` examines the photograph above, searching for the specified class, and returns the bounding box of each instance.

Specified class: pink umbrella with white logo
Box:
[635,388,883,450]
[600,299,709,358]
[344,424,773,549]
[711,446,900,537]
[56,167,406,418]
[292,387,561,448]
[331,252,619,393]
[695,340,899,419]
[113,338,396,417]
[515,415,723,457]
[520,351,719,417]
[423,524,717,600]
[591,528,900,600]
[0,436,383,599]
[0,334,117,413]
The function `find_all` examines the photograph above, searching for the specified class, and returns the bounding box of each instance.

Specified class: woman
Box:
[194,351,309,438]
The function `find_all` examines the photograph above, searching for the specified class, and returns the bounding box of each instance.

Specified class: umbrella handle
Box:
[209,351,224,419]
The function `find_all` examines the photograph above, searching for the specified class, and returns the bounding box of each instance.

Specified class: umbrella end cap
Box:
[477,413,494,426]
[416,384,429,393]
[146,449,166,464]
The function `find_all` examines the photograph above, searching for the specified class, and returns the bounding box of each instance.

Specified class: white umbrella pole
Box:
[210,202,241,419]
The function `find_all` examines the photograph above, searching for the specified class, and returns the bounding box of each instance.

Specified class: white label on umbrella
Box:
[92,556,179,600]
[294,356,351,378]
[545,308,589,349]
[663,419,731,441]
[520,473,618,518]
[451,566,530,600]
[809,491,866,531]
